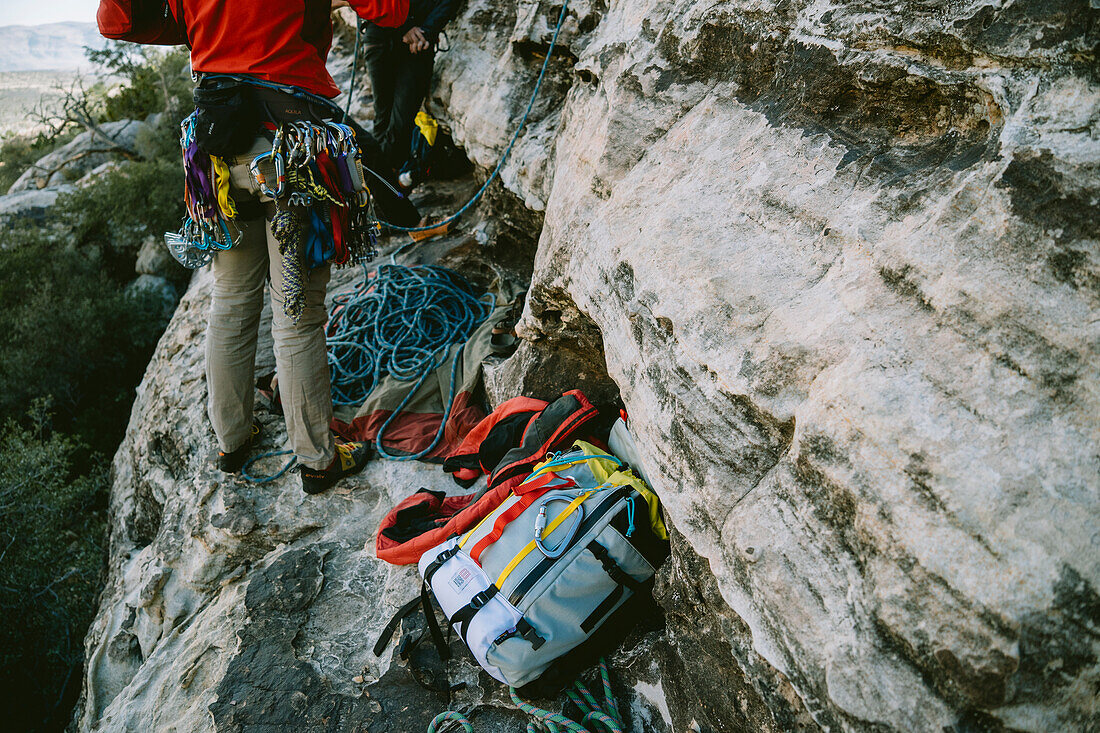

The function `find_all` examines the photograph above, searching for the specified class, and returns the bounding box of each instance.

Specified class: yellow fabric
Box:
[211,155,238,219]
[531,441,669,541]
[461,440,670,558]
[414,111,439,147]
[495,490,595,588]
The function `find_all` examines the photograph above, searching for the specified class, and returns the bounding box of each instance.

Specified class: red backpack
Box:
[375,390,602,565]
[97,0,189,46]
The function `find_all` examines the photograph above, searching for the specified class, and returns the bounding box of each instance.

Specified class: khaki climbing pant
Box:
[205,138,335,470]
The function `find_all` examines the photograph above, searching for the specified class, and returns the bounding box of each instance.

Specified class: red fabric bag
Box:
[375,391,601,565]
[97,0,189,46]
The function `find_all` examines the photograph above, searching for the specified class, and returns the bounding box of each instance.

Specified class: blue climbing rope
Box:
[325,263,495,461]
[375,0,571,233]
[240,449,297,484]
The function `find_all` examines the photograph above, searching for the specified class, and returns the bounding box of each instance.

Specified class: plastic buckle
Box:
[470,588,495,610]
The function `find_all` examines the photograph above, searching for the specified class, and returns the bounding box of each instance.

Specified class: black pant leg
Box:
[363,37,396,154]
[383,46,436,170]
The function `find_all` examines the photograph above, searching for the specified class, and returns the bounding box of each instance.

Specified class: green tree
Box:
[0,411,108,733]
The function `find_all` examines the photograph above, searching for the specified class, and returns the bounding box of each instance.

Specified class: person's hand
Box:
[332,1,350,9]
[402,27,431,53]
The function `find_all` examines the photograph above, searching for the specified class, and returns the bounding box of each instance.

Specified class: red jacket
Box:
[182,0,408,98]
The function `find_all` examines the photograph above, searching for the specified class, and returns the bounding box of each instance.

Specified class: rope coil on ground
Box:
[326,263,494,461]
[241,449,297,483]
[427,710,475,733]
[427,659,624,733]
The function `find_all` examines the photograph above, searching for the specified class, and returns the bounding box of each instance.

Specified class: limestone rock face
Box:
[431,0,1099,730]
[76,0,1098,731]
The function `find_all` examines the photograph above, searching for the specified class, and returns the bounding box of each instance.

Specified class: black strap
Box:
[421,582,451,661]
[373,595,422,656]
[422,545,460,587]
[580,585,625,634]
[516,618,546,650]
[449,585,499,645]
[587,541,643,593]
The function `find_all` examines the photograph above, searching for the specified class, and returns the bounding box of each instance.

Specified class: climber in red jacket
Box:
[176,0,412,494]
[186,0,406,98]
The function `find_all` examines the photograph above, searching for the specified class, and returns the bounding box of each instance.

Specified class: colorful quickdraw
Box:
[257,120,381,322]
[163,113,240,269]
[163,114,382,302]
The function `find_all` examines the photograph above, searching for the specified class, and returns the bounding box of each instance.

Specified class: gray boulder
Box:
[8,119,148,193]
[0,184,72,222]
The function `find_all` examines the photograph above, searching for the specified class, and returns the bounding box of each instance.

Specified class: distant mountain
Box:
[0,22,106,72]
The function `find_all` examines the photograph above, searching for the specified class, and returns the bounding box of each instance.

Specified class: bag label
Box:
[450,568,474,592]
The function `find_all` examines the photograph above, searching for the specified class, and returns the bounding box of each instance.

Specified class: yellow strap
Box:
[495,490,594,588]
[211,155,237,219]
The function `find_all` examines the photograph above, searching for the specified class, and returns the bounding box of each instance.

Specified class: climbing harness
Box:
[346,0,571,234]
[426,658,625,733]
[255,120,383,322]
[166,113,383,314]
[325,263,495,461]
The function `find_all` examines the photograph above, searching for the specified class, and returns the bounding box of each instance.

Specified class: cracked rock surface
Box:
[76,0,1097,731]
[433,0,1099,730]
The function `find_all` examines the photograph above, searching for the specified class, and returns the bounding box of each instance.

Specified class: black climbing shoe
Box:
[300,441,372,495]
[217,420,262,474]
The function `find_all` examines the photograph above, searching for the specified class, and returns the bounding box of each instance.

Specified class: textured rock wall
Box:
[75,0,1098,731]
[429,0,1099,730]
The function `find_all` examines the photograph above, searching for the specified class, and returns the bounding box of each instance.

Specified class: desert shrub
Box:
[0,231,170,454]
[0,129,80,193]
[86,43,192,124]
[54,158,184,271]
[0,34,193,733]
[0,410,108,733]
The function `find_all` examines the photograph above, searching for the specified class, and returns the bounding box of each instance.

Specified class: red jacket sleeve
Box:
[348,0,410,28]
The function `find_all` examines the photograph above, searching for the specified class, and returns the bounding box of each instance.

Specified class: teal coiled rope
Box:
[241,449,296,484]
[428,659,624,733]
[326,263,494,461]
[238,264,492,481]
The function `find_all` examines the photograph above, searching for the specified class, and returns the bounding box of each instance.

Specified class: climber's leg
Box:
[206,214,268,455]
[265,205,336,471]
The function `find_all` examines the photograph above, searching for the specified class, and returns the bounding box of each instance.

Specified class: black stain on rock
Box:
[654,9,1009,186]
[1010,565,1100,729]
[997,151,1100,296]
[653,526,823,732]
[209,547,453,732]
[952,0,1100,60]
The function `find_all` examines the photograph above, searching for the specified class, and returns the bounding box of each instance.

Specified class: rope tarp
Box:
[327,264,520,462]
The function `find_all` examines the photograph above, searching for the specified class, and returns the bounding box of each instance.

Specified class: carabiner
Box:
[533,496,585,559]
[250,150,286,199]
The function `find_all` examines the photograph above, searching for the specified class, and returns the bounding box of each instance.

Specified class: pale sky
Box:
[0,0,99,27]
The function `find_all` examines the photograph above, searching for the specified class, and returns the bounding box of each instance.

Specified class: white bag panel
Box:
[460,593,524,684]
[419,538,488,618]
[419,537,523,685]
